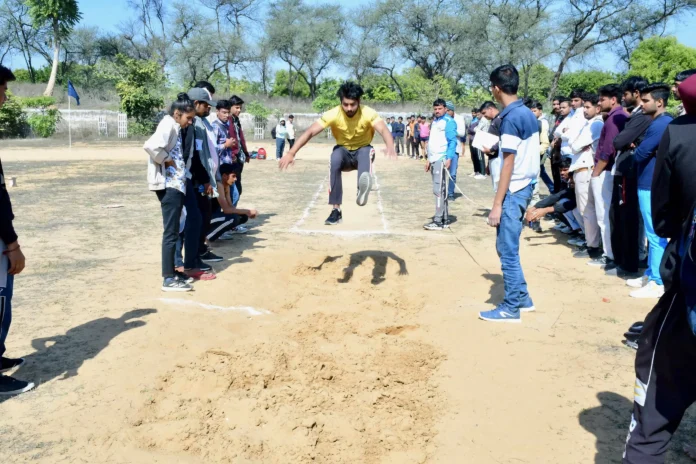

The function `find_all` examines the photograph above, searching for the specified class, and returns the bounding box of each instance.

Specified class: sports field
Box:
[0,142,693,463]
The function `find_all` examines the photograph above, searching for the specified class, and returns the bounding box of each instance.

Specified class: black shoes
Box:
[0,375,34,395]
[325,209,342,225]
[200,250,223,263]
[0,357,24,374]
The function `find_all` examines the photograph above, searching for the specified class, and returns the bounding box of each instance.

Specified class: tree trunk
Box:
[43,22,60,97]
[547,49,573,103]
[522,64,530,99]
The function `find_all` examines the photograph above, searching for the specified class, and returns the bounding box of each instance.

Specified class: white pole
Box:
[68,90,72,149]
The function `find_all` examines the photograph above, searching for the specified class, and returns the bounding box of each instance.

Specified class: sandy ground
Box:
[0,141,694,463]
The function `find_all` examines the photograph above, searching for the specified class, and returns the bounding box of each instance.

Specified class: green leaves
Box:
[629,36,696,84]
[25,0,82,38]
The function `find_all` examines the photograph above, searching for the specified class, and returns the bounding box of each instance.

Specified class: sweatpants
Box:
[207,211,249,241]
[0,274,13,358]
[394,136,404,155]
[329,145,372,205]
[431,159,448,224]
[623,290,696,463]
[156,187,185,278]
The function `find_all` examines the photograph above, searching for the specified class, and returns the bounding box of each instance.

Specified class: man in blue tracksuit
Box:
[423,98,457,231]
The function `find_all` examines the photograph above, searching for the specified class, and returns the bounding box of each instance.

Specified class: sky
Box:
[9,0,696,76]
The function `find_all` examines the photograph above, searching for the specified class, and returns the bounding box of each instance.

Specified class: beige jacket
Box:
[144,115,181,191]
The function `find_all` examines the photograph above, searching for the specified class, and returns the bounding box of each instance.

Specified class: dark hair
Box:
[337,81,364,101]
[433,98,447,107]
[557,96,570,104]
[219,163,238,176]
[583,93,599,105]
[490,64,519,94]
[569,89,584,100]
[560,157,572,169]
[195,81,215,96]
[288,114,294,118]
[170,93,195,116]
[532,101,543,111]
[598,84,623,102]
[229,95,244,106]
[622,76,649,94]
[216,99,231,110]
[0,65,16,85]
[522,97,533,108]
[640,83,671,105]
[398,116,403,120]
[675,69,696,82]
[552,96,563,103]
[479,101,498,111]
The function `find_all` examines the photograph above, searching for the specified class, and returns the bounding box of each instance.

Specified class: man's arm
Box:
[444,118,457,166]
[216,181,258,217]
[633,122,662,166]
[373,119,397,157]
[651,129,675,239]
[279,121,325,170]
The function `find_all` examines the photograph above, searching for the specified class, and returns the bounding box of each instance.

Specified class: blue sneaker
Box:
[479,307,521,323]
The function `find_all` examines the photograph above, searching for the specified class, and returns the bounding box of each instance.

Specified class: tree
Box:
[267,0,344,99]
[1,0,51,83]
[556,70,619,97]
[270,70,311,98]
[25,0,82,96]
[628,36,696,84]
[547,0,694,100]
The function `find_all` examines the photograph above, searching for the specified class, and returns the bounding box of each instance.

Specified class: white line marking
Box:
[288,228,450,238]
[373,174,389,232]
[292,176,327,229]
[158,298,272,316]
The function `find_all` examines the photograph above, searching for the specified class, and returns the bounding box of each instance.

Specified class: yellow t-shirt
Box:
[318,105,382,151]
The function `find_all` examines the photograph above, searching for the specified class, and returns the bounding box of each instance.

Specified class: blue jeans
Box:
[638,189,668,285]
[182,179,202,269]
[496,183,534,314]
[276,138,285,159]
[0,274,14,358]
[447,155,459,198]
[539,163,554,193]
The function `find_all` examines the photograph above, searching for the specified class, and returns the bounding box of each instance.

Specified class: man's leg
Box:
[328,146,353,206]
[590,172,611,258]
[197,194,212,256]
[638,189,668,285]
[576,170,597,241]
[497,184,534,312]
[601,171,615,260]
[0,274,14,358]
[406,136,411,157]
[430,160,447,224]
[470,143,479,174]
[552,161,562,193]
[183,180,203,270]
[623,291,696,463]
[208,212,248,242]
[288,138,295,149]
[540,161,555,193]
[447,155,459,198]
[234,162,244,198]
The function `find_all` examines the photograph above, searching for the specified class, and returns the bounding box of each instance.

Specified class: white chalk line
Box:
[158,298,272,316]
[291,175,327,230]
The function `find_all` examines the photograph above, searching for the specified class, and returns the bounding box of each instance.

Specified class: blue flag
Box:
[67,80,80,106]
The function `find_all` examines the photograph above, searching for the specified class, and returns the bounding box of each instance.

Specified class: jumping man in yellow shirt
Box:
[278,81,396,225]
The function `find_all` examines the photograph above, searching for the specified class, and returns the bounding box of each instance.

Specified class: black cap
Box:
[187,88,217,106]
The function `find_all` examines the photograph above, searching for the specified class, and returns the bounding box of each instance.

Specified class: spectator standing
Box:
[468,110,481,176]
[609,76,652,277]
[586,84,628,269]
[287,114,296,148]
[386,117,393,136]
[531,101,554,193]
[405,115,413,157]
[445,101,467,200]
[479,101,502,191]
[550,97,571,192]
[479,64,540,323]
[393,117,405,155]
[228,95,249,200]
[622,75,696,464]
[627,84,674,299]
[212,100,237,166]
[275,118,288,160]
[423,99,457,230]
[474,110,491,180]
[0,65,33,395]
[419,116,431,156]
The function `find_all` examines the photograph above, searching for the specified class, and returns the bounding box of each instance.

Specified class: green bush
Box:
[21,96,61,138]
[0,92,28,138]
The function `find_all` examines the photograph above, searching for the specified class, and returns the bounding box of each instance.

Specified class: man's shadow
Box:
[579,391,634,463]
[1,308,156,401]
[482,272,504,304]
[338,251,408,285]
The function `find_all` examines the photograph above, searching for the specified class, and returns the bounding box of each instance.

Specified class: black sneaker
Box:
[587,255,615,269]
[448,195,456,202]
[356,172,372,206]
[325,209,342,225]
[200,250,223,263]
[530,220,542,233]
[162,277,192,292]
[175,271,195,284]
[0,375,35,395]
[0,357,24,374]
[605,267,642,278]
[196,260,213,272]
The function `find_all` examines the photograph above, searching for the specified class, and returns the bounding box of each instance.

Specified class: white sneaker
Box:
[232,225,249,234]
[568,238,586,247]
[626,275,649,289]
[468,172,477,177]
[474,174,486,180]
[629,281,665,299]
[552,223,566,231]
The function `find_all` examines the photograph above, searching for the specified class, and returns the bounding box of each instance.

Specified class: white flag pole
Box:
[68,87,72,149]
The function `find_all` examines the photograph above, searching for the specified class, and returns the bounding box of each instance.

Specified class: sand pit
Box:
[0,142,695,463]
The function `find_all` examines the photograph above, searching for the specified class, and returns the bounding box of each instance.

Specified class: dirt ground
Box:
[0,141,694,463]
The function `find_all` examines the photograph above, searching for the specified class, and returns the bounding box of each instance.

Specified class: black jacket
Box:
[612,109,652,178]
[182,124,211,187]
[0,158,17,245]
[652,115,696,290]
[535,184,576,214]
[487,116,502,158]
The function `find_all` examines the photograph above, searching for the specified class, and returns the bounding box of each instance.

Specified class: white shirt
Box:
[569,115,604,172]
[555,109,586,157]
[286,121,295,139]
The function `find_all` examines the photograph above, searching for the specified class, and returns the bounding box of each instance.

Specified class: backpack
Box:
[271,127,276,139]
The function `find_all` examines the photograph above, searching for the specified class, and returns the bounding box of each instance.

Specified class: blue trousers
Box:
[0,274,14,358]
[276,138,285,159]
[496,183,534,314]
[447,155,459,198]
[638,189,668,285]
[539,163,555,193]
